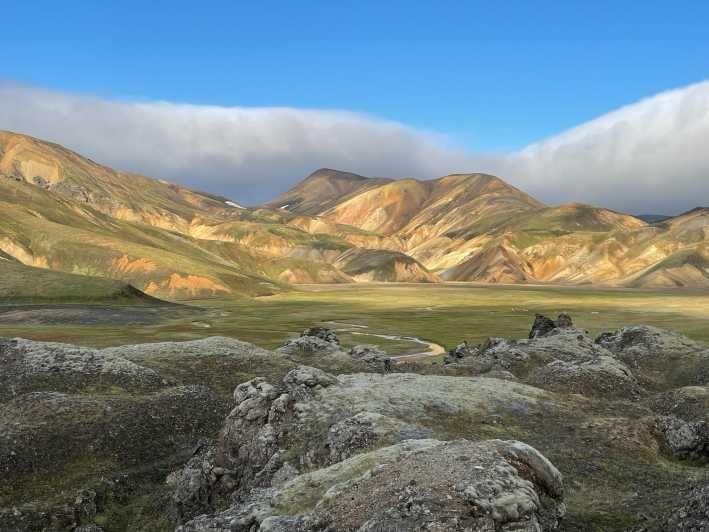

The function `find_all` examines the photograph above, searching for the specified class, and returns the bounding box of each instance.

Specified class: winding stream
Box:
[323,321,446,361]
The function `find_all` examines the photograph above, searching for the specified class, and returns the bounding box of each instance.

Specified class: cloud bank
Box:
[1,81,708,213]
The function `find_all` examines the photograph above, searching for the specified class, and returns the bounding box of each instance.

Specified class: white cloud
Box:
[1,80,709,213]
[502,81,709,214]
[0,83,472,204]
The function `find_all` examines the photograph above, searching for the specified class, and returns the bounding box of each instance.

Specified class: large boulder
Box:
[168,366,559,524]
[529,313,573,339]
[654,415,709,461]
[177,438,564,531]
[527,355,642,398]
[596,326,709,389]
[0,337,167,401]
[348,344,391,371]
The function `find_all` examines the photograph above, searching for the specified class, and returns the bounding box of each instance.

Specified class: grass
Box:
[2,283,709,353]
[3,283,709,531]
[0,260,161,304]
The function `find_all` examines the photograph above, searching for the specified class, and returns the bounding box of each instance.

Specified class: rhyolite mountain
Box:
[271,167,708,287]
[0,129,707,298]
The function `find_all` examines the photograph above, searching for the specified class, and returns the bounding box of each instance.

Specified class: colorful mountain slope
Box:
[2,129,707,293]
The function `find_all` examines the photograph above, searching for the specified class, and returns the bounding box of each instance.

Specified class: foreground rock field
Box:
[2,316,708,531]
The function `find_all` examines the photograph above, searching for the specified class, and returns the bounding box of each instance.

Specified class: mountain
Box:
[267,170,709,287]
[0,130,232,231]
[0,132,435,297]
[1,129,707,294]
[334,248,439,283]
[263,168,392,215]
[635,214,672,224]
[624,207,709,287]
[0,259,161,303]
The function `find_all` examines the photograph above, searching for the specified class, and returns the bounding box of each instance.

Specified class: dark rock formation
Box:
[529,313,573,339]
[302,327,339,344]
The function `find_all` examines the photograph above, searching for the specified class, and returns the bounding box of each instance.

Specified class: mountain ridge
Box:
[1,129,707,295]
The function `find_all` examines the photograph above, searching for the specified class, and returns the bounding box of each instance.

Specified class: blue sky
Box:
[4,1,709,150]
[2,1,709,212]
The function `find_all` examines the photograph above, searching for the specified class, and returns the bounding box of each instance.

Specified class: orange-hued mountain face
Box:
[270,167,708,288]
[263,168,393,215]
[1,129,707,297]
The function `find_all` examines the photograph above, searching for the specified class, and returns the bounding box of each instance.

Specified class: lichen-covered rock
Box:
[165,440,224,524]
[452,327,612,376]
[278,336,339,356]
[0,337,167,400]
[652,385,709,423]
[596,326,709,388]
[596,325,704,358]
[443,315,654,397]
[445,313,611,379]
[348,344,391,371]
[178,439,565,531]
[655,415,709,461]
[102,335,280,361]
[527,355,641,398]
[168,365,557,524]
[327,412,432,463]
[278,328,342,356]
[444,340,479,365]
[660,482,709,531]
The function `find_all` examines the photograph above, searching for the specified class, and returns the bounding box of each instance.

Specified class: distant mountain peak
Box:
[263,168,392,215]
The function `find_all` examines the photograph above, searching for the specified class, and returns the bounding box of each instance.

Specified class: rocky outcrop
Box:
[652,385,709,424]
[171,364,565,530]
[348,344,391,371]
[168,365,560,527]
[178,438,564,531]
[596,325,709,389]
[278,328,341,355]
[596,325,705,360]
[444,315,643,397]
[654,415,709,461]
[0,337,167,401]
[529,313,573,339]
[444,340,479,365]
[527,355,641,398]
[102,335,281,361]
[166,439,224,524]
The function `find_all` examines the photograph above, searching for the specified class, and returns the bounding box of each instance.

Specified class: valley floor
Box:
[2,283,708,353]
[3,283,709,531]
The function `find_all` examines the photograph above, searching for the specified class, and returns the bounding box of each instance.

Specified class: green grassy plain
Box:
[0,260,163,304]
[3,282,709,531]
[1,282,708,354]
